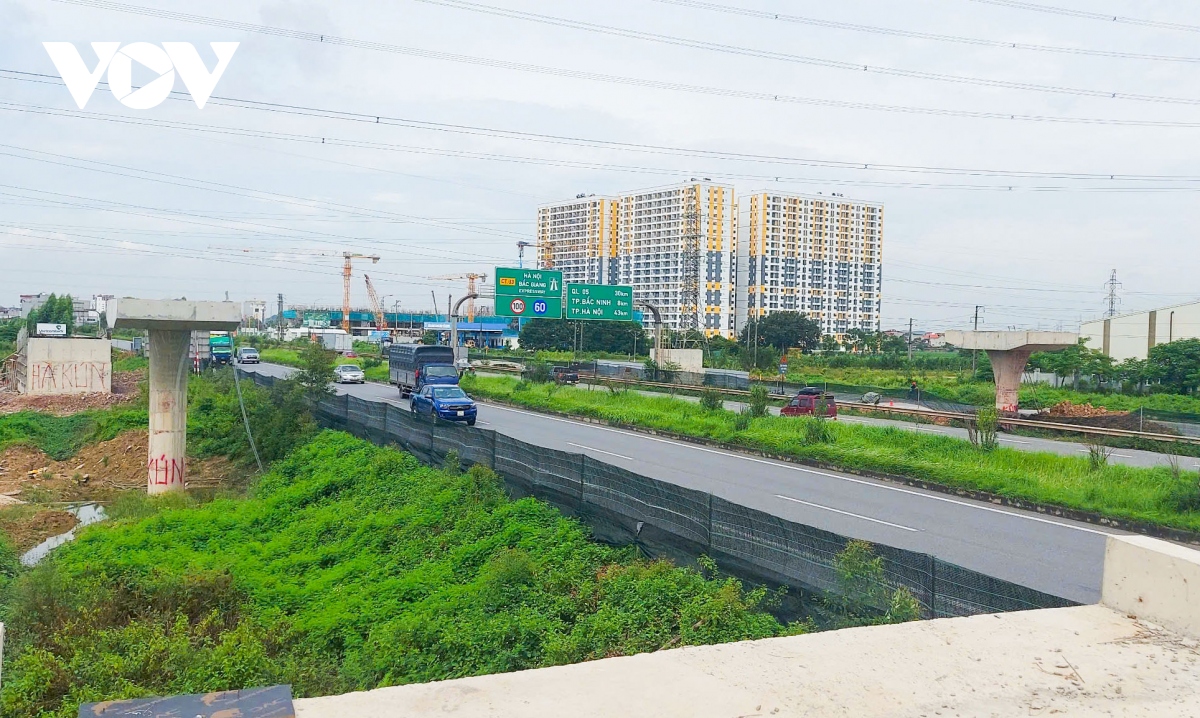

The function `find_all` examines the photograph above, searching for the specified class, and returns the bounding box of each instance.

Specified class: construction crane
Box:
[342,252,380,332]
[432,273,488,321]
[516,241,533,268]
[363,274,388,333]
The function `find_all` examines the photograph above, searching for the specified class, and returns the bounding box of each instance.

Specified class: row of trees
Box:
[24,294,76,336]
[1030,338,1200,395]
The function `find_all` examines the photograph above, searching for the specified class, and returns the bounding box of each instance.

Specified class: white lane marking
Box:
[999,438,1032,445]
[1075,449,1133,458]
[483,403,1115,537]
[567,442,635,461]
[775,494,919,532]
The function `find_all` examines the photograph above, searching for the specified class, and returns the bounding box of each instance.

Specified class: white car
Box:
[333,364,365,384]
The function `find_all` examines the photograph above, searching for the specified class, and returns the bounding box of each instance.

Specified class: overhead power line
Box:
[652,0,1200,63]
[965,0,1200,34]
[6,101,1200,193]
[414,0,1200,106]
[45,0,1200,118]
[6,83,1200,187]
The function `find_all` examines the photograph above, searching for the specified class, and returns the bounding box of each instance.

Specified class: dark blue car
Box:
[410,384,478,426]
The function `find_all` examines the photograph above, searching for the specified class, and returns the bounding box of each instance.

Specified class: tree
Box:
[1147,339,1200,395]
[26,294,75,336]
[291,340,335,401]
[738,311,822,353]
[880,333,908,355]
[518,319,646,355]
[819,335,840,354]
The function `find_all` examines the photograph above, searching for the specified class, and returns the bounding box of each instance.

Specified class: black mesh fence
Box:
[242,369,1075,619]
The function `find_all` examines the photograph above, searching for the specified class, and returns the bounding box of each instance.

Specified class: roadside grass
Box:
[0,409,148,460]
[785,365,1200,415]
[111,354,148,373]
[258,348,388,381]
[462,374,1200,532]
[0,431,802,715]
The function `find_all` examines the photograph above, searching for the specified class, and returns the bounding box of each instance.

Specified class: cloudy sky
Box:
[2,0,1198,331]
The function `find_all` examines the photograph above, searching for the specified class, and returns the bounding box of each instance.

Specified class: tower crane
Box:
[516,241,533,269]
[343,253,380,332]
[431,273,488,322]
[363,274,388,333]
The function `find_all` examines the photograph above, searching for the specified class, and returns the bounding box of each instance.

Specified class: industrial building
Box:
[1081,300,1200,361]
[536,183,882,340]
[538,181,737,337]
[736,191,882,339]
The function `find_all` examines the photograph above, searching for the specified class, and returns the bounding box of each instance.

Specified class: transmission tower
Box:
[1104,269,1122,318]
[680,185,702,331]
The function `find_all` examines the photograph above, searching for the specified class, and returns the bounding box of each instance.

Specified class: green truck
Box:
[210,332,233,365]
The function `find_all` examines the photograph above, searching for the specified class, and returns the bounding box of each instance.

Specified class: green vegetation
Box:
[111,352,147,373]
[0,410,148,460]
[24,294,76,336]
[258,347,388,382]
[518,318,646,355]
[461,374,1200,531]
[0,431,806,716]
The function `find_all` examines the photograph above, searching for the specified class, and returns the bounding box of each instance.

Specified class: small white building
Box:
[1081,300,1200,362]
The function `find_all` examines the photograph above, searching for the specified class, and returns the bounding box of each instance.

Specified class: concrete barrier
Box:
[1101,534,1200,638]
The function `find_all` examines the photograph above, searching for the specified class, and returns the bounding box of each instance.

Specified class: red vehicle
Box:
[781,388,838,419]
[344,350,358,358]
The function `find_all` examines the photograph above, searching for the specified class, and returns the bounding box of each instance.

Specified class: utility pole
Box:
[277,293,284,342]
[1104,269,1122,318]
[971,305,984,376]
[907,317,914,362]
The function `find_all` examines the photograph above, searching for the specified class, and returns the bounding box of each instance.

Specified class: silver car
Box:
[333,364,365,384]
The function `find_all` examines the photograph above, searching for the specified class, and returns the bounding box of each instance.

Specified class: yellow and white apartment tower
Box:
[735,192,882,341]
[538,182,737,337]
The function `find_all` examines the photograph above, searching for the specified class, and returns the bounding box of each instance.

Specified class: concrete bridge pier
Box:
[945,330,1078,415]
[110,299,241,494]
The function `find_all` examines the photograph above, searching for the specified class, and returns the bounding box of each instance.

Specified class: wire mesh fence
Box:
[243,370,1076,619]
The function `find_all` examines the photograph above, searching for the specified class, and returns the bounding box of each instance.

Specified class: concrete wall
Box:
[650,348,704,373]
[1082,300,1200,362]
[16,338,111,395]
[1101,534,1200,638]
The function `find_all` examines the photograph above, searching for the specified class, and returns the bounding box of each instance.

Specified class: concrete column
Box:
[147,329,191,493]
[986,348,1033,415]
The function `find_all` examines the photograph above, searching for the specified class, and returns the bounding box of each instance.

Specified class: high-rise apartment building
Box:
[536,195,619,285]
[536,184,882,341]
[538,182,736,336]
[736,192,882,340]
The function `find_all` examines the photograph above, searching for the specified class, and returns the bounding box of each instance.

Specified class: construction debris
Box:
[0,370,143,416]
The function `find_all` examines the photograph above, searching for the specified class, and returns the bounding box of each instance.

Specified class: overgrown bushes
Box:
[0,432,808,715]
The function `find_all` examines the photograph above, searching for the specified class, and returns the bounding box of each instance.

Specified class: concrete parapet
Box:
[1101,535,1200,638]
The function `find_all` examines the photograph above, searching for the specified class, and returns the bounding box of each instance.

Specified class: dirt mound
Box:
[0,370,144,416]
[1047,401,1128,419]
[0,506,78,552]
[0,429,236,503]
[1028,411,1178,435]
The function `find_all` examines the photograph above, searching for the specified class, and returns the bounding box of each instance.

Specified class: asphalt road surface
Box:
[244,363,1119,604]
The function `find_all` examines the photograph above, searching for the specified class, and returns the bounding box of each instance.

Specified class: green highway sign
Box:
[495,267,563,297]
[495,294,563,319]
[565,284,635,321]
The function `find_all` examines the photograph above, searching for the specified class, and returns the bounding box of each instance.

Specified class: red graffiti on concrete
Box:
[30,362,109,392]
[147,454,185,486]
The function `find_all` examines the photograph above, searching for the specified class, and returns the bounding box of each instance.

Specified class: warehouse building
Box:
[1081,300,1200,362]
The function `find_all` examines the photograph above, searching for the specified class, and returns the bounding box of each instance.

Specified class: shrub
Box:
[747,385,770,418]
[699,388,724,411]
[733,410,752,431]
[1086,440,1113,471]
[524,362,552,383]
[973,407,999,451]
[361,356,382,369]
[802,417,834,445]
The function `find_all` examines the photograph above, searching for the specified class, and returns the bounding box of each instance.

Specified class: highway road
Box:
[243,363,1120,604]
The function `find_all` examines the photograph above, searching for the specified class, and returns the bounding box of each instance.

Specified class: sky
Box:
[2,0,1199,332]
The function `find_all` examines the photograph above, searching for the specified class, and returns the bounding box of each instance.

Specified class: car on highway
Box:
[781,387,837,419]
[333,364,366,384]
[344,350,358,358]
[551,366,579,384]
[410,384,478,425]
[236,347,260,364]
